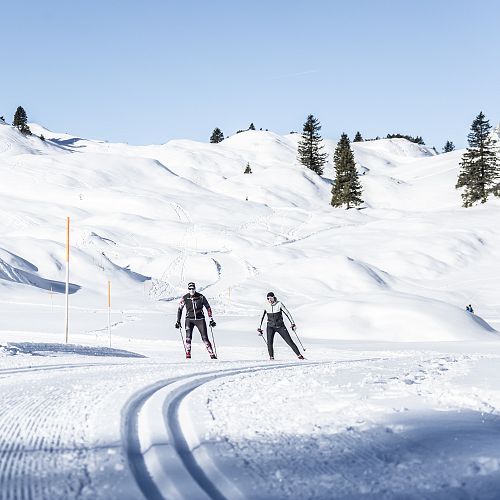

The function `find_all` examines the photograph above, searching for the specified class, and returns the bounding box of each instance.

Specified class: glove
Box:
[257,328,263,335]
[291,324,297,332]
[175,321,181,329]
[209,319,216,327]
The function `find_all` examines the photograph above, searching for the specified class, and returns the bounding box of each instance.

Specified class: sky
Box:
[1,0,499,149]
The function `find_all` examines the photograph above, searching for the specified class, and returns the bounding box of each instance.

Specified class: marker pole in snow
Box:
[209,325,217,357]
[293,328,306,352]
[64,217,70,344]
[107,280,111,347]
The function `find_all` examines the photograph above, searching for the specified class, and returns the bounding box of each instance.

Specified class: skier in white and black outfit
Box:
[175,282,217,359]
[257,292,304,360]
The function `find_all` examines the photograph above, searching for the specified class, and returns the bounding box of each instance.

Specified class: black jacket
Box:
[177,292,212,321]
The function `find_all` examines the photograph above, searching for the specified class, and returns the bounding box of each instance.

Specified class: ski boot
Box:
[210,354,217,359]
[269,356,274,361]
[186,352,191,359]
[298,355,305,360]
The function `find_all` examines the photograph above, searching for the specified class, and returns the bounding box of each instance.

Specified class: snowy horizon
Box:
[2,116,500,498]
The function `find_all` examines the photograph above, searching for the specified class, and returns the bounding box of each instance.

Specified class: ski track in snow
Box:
[1,352,500,499]
[122,362,311,500]
[0,359,319,500]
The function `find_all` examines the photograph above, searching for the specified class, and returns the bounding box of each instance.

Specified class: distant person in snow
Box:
[466,304,474,314]
[175,282,217,359]
[257,292,304,360]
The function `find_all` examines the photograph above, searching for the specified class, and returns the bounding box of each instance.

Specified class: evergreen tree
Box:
[442,140,455,153]
[456,112,499,207]
[210,127,224,143]
[244,162,252,174]
[13,106,31,135]
[331,133,363,209]
[297,114,328,175]
[353,131,363,142]
[249,123,256,130]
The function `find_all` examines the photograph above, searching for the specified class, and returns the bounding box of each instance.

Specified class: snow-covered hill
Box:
[1,121,499,344]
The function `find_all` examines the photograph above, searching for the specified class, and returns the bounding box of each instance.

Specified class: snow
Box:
[1,120,500,498]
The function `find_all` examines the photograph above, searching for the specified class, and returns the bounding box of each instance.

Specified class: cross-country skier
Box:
[257,291,304,360]
[175,282,217,359]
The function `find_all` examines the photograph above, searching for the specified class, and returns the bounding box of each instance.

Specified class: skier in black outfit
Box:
[175,282,217,359]
[257,292,304,360]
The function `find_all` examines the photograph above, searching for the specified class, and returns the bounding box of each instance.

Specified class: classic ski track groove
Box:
[123,362,322,500]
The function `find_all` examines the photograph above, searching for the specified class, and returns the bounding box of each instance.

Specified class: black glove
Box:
[291,324,297,332]
[209,318,216,327]
[257,328,263,335]
[175,321,181,329]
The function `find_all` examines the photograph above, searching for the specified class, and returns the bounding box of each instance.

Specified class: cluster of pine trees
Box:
[386,133,425,145]
[9,103,498,210]
[456,112,499,207]
[296,114,364,209]
[210,111,499,210]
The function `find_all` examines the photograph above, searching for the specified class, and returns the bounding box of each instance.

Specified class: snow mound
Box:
[0,256,80,293]
[0,122,54,156]
[297,293,498,342]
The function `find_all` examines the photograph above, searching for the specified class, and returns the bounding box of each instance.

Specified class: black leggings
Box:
[267,325,300,358]
[185,318,214,354]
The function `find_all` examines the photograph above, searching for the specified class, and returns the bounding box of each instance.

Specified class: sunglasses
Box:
[267,297,274,301]
[188,287,195,290]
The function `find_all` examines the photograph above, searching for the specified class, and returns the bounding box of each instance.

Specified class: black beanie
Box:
[266,291,275,298]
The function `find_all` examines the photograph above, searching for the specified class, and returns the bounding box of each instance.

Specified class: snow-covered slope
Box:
[1,121,499,343]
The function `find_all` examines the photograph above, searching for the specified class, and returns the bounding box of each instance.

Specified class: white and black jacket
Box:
[259,300,294,328]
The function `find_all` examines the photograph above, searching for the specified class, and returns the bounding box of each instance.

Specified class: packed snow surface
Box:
[1,121,500,498]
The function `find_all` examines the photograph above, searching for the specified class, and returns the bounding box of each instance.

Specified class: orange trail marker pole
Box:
[108,280,111,347]
[64,217,70,344]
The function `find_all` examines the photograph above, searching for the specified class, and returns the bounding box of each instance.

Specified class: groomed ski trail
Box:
[122,362,320,500]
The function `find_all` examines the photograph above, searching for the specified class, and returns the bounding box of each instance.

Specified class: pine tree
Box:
[456,112,499,207]
[249,123,256,130]
[442,140,455,153]
[244,162,252,174]
[331,133,363,209]
[297,114,328,175]
[13,106,31,135]
[210,127,224,143]
[353,131,363,142]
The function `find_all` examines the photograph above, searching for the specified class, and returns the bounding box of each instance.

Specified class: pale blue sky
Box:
[1,0,499,149]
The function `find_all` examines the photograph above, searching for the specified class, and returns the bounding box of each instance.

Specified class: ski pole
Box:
[209,325,218,357]
[257,329,268,346]
[179,325,187,355]
[293,327,306,352]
